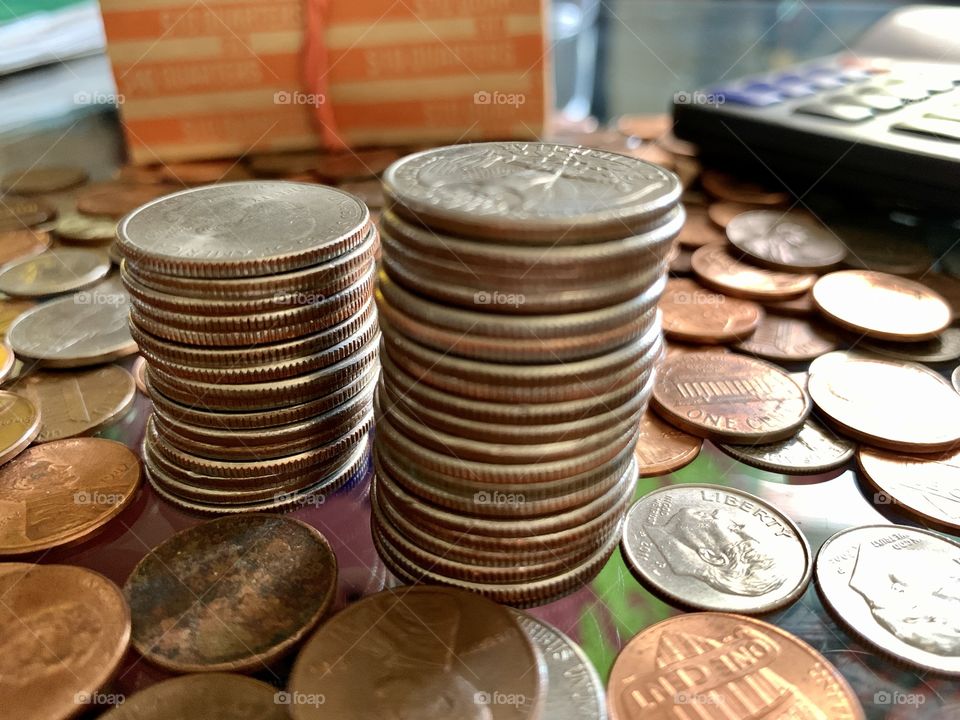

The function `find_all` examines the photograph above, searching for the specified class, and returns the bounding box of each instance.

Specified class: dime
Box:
[75,182,173,219]
[1,166,87,194]
[288,586,545,719]
[511,611,607,720]
[633,411,702,476]
[101,674,288,720]
[383,142,682,243]
[651,352,810,443]
[733,313,839,362]
[857,446,960,531]
[0,391,40,464]
[816,524,960,675]
[859,326,960,364]
[718,418,854,475]
[118,182,369,278]
[0,229,50,264]
[676,204,726,248]
[15,365,136,442]
[0,563,130,720]
[700,169,790,205]
[125,515,337,673]
[659,278,762,344]
[607,612,864,720]
[834,222,933,276]
[622,484,812,612]
[692,242,815,300]
[707,200,767,228]
[0,248,110,297]
[808,353,960,452]
[0,438,139,555]
[812,270,951,341]
[7,277,137,366]
[53,211,117,244]
[726,209,846,271]
[0,196,56,231]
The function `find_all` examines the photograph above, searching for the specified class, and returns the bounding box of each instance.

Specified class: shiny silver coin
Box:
[816,524,960,675]
[726,210,846,272]
[717,419,855,475]
[622,484,812,613]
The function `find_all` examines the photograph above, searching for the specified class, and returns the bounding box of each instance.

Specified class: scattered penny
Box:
[660,278,762,344]
[918,272,960,322]
[663,341,730,358]
[700,169,790,205]
[1,166,87,195]
[115,164,169,185]
[808,353,960,452]
[763,291,815,317]
[692,242,816,300]
[75,182,173,219]
[0,229,50,265]
[633,411,702,477]
[160,160,251,185]
[733,313,839,362]
[0,391,40,464]
[676,204,726,248]
[812,270,952,341]
[707,200,768,228]
[651,351,810,443]
[0,196,56,231]
[247,151,324,177]
[719,418,855,475]
[124,514,338,673]
[859,327,960,364]
[607,613,864,720]
[668,244,693,275]
[726,210,846,272]
[132,355,148,396]
[315,148,401,182]
[0,438,140,555]
[0,563,130,720]
[0,248,110,297]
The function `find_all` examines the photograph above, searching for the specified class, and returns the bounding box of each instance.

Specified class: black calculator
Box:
[672,6,960,211]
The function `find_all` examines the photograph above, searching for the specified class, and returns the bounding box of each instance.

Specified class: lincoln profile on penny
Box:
[646,506,787,596]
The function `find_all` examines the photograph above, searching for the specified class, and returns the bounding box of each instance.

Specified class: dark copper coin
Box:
[160,160,251,185]
[124,514,337,673]
[834,222,933,276]
[0,229,50,265]
[676,204,726,248]
[726,210,846,271]
[0,195,56,231]
[920,272,960,322]
[700,169,790,205]
[0,563,130,720]
[707,200,768,228]
[75,182,174,219]
[763,291,815,317]
[660,278,762,344]
[733,313,839,362]
[1,166,87,195]
[634,411,702,477]
[652,351,811,442]
[288,585,545,720]
[692,243,816,300]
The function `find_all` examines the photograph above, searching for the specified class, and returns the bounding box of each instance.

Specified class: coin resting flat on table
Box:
[0,248,110,297]
[726,209,846,272]
[659,278,762,344]
[692,242,816,300]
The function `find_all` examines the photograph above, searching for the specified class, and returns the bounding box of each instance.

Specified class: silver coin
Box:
[622,484,812,613]
[816,524,960,675]
[510,611,607,720]
[727,210,846,271]
[954,364,960,394]
[117,181,369,278]
[859,327,960,364]
[7,277,136,367]
[718,419,855,475]
[0,248,110,297]
[383,142,682,243]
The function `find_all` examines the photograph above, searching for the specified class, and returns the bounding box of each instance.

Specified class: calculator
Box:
[672,6,960,211]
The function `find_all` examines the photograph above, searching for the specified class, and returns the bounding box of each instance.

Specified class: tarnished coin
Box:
[733,313,839,362]
[0,438,139,555]
[0,196,55,231]
[813,270,952,341]
[834,221,933,276]
[700,169,790,205]
[53,211,117,244]
[0,248,110,297]
[726,210,846,271]
[102,674,288,720]
[692,242,816,300]
[857,446,960,531]
[0,229,50,265]
[125,515,337,673]
[652,352,810,443]
[383,142,682,243]
[676,204,725,248]
[808,353,960,452]
[816,525,960,675]
[7,278,137,366]
[288,585,545,719]
[719,418,855,475]
[660,278,762,344]
[859,327,960,364]
[622,484,812,613]
[16,365,136,442]
[511,611,607,720]
[634,411,702,477]
[607,613,864,720]
[75,181,173,219]
[0,391,40,464]
[0,563,130,720]
[118,181,370,278]
[707,200,767,228]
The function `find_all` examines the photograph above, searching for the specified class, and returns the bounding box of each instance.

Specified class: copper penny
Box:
[124,514,337,673]
[75,182,174,219]
[700,169,790,205]
[114,164,169,185]
[315,147,401,182]
[676,204,726,248]
[160,159,251,185]
[616,113,671,140]
[660,278,762,344]
[812,270,952,341]
[634,411,702,477]
[652,351,810,443]
[707,200,767,228]
[664,341,729,358]
[16,365,136,442]
[288,585,545,719]
[0,563,130,720]
[132,355,148,395]
[102,674,289,719]
[920,272,960,322]
[0,438,139,554]
[0,229,50,265]
[607,612,863,720]
[808,352,960,452]
[733,313,839,362]
[0,390,40,463]
[0,195,56,231]
[726,209,846,272]
[246,150,324,177]
[1,166,87,195]
[763,291,815,317]
[692,243,816,300]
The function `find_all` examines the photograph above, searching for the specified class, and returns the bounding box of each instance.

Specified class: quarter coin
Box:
[0,248,110,297]
[692,242,816,300]
[726,209,846,271]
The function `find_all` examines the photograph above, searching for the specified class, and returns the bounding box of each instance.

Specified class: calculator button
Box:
[891,118,960,141]
[775,81,817,98]
[808,76,845,90]
[871,80,930,101]
[794,102,874,122]
[711,88,783,107]
[830,93,904,111]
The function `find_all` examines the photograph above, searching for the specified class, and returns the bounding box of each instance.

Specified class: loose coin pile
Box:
[117,181,378,512]
[372,142,682,605]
